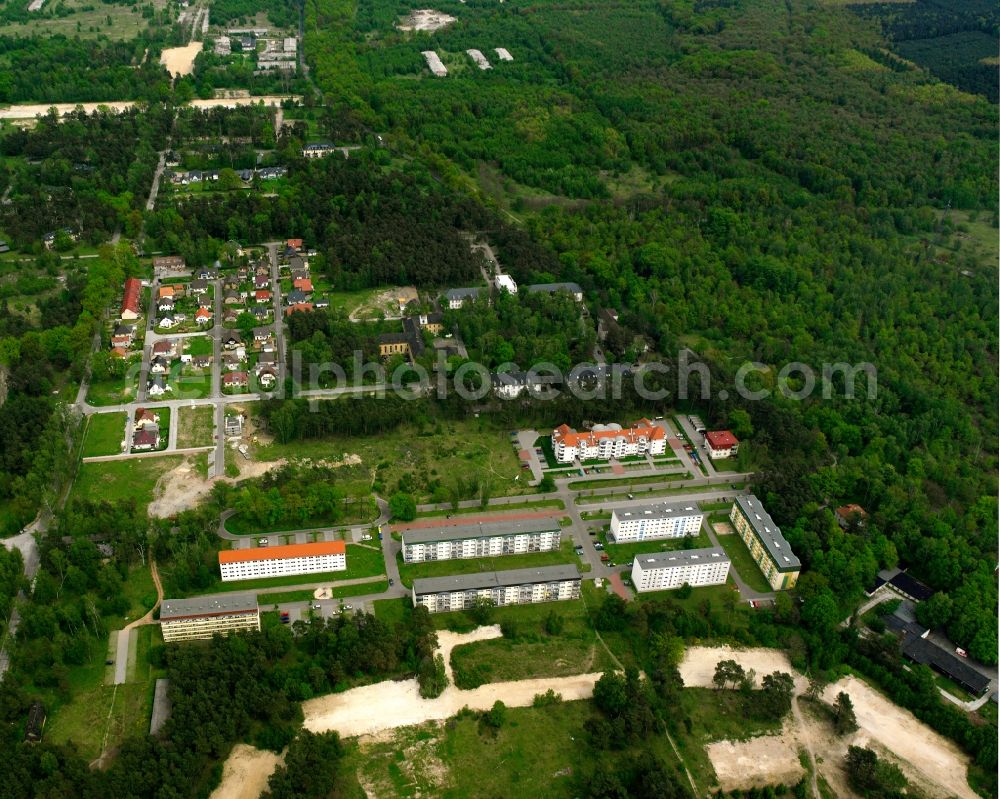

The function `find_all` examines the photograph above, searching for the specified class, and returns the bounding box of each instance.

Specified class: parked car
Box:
[956,647,968,658]
[388,578,394,586]
[279,612,290,624]
[313,604,322,610]
[593,543,604,550]
[627,493,634,500]
[600,554,610,562]
[258,538,268,546]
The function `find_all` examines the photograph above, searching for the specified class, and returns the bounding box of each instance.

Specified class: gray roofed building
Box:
[413,564,581,596]
[526,282,584,300]
[733,495,801,571]
[160,592,259,620]
[160,592,260,642]
[613,501,702,523]
[403,518,560,546]
[443,287,485,308]
[633,547,727,569]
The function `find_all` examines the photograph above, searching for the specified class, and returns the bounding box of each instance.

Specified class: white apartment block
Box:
[160,593,260,642]
[219,541,346,582]
[402,519,561,563]
[552,419,667,463]
[412,565,581,613]
[631,547,730,593]
[610,502,703,542]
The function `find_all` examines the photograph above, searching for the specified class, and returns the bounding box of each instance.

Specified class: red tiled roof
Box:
[223,371,248,385]
[285,303,314,316]
[705,430,739,449]
[553,421,665,448]
[219,540,345,564]
[287,238,303,250]
[293,278,313,292]
[121,278,141,315]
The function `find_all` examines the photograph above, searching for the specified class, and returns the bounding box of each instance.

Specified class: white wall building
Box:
[631,547,730,593]
[219,541,346,582]
[160,593,260,642]
[495,273,517,294]
[402,519,561,563]
[610,502,703,542]
[412,565,581,613]
[552,419,667,463]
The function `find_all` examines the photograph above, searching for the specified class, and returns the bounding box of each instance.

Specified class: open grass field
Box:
[259,580,389,605]
[71,455,183,511]
[397,540,582,588]
[176,405,215,448]
[82,412,126,457]
[0,0,167,41]
[597,527,713,566]
[257,417,529,501]
[175,371,212,399]
[224,501,377,533]
[86,374,139,407]
[185,335,214,357]
[348,699,686,799]
[714,532,773,594]
[415,498,564,518]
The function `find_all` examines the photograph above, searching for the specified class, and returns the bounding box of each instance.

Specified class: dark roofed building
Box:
[888,571,934,603]
[901,636,991,695]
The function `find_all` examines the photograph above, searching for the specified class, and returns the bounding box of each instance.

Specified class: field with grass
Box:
[86,374,139,406]
[176,405,215,448]
[259,580,389,605]
[82,412,126,457]
[71,455,183,511]
[597,527,714,566]
[397,540,582,588]
[185,335,214,356]
[569,471,692,491]
[414,498,564,518]
[0,0,167,41]
[577,482,744,506]
[175,371,213,399]
[224,500,377,533]
[257,417,529,501]
[714,532,773,594]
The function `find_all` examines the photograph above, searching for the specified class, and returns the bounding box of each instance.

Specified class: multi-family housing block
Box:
[160,593,261,642]
[705,430,740,459]
[402,519,562,564]
[412,565,581,613]
[218,541,347,582]
[729,495,801,590]
[610,502,703,542]
[552,419,667,463]
[631,547,730,593]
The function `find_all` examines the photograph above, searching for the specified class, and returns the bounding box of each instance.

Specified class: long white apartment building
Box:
[218,540,346,582]
[160,593,260,642]
[552,419,667,463]
[631,547,730,593]
[412,565,581,613]
[401,519,561,563]
[610,501,703,542]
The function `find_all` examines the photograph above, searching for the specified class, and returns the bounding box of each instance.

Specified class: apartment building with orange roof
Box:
[552,419,667,463]
[219,540,347,582]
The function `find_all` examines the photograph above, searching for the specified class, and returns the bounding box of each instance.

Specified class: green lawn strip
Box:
[155,407,171,450]
[86,375,139,406]
[597,528,714,566]
[259,580,389,605]
[71,456,184,511]
[580,511,611,520]
[82,412,126,457]
[532,434,559,468]
[176,405,215,448]
[569,471,692,491]
[185,336,214,357]
[699,501,732,511]
[576,482,736,505]
[415,498,565,518]
[397,540,582,588]
[371,597,412,627]
[175,371,213,399]
[714,533,773,594]
[224,503,377,534]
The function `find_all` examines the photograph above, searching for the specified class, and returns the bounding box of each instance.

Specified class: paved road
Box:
[146,149,168,211]
[674,413,718,478]
[83,446,214,463]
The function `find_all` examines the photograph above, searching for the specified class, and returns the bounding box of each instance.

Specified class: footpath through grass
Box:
[82,412,126,457]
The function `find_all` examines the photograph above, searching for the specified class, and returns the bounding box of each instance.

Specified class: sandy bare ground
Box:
[149,457,215,518]
[0,96,299,120]
[707,727,805,791]
[303,625,603,737]
[679,645,805,691]
[160,43,204,77]
[209,744,284,799]
[822,676,978,799]
[712,521,735,535]
[397,9,456,31]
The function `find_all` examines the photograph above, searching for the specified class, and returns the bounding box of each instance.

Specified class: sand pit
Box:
[707,732,805,791]
[160,42,204,77]
[302,625,602,737]
[397,9,456,31]
[679,645,804,690]
[209,744,284,799]
[148,457,215,518]
[712,520,735,535]
[822,675,978,799]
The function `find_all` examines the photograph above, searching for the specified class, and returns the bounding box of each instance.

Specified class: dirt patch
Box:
[707,727,805,791]
[821,675,978,799]
[349,286,417,321]
[679,645,805,691]
[160,43,203,77]
[357,725,452,797]
[712,521,735,535]
[209,743,284,799]
[397,9,456,31]
[148,457,214,518]
[303,625,602,737]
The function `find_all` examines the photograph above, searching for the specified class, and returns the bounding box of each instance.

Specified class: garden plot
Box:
[422,50,448,77]
[398,9,456,31]
[466,49,492,70]
[495,47,513,61]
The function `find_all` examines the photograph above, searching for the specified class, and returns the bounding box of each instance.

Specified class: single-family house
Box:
[223,290,242,306]
[192,355,212,370]
[252,327,271,343]
[121,277,142,320]
[157,296,175,313]
[134,408,159,428]
[254,274,270,290]
[195,307,212,325]
[132,428,160,451]
[293,277,313,294]
[285,302,313,316]
[147,375,171,396]
[110,346,129,358]
[256,352,277,372]
[255,289,272,304]
[158,285,176,300]
[190,278,209,296]
[222,332,242,349]
[314,297,330,310]
[158,315,176,330]
[251,306,270,321]
[287,238,304,251]
[286,289,307,305]
[152,340,175,358]
[150,355,170,374]
[223,309,240,325]
[223,371,249,390]
[258,368,277,388]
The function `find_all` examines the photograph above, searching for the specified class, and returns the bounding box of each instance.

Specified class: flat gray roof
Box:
[633,546,729,570]
[734,495,801,571]
[404,518,560,546]
[160,592,258,620]
[613,501,702,523]
[444,287,484,299]
[413,564,580,595]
